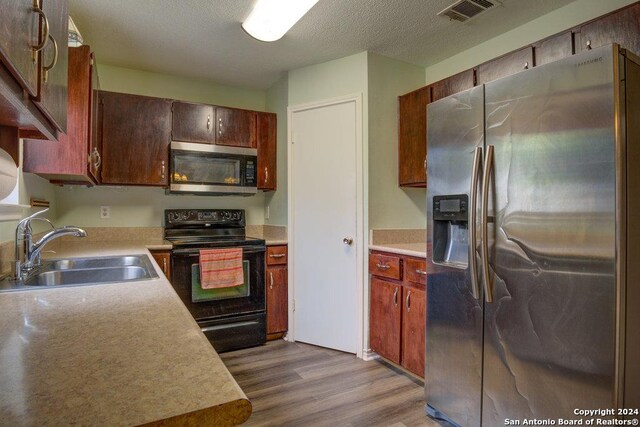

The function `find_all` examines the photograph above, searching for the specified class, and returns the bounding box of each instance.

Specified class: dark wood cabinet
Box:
[32,0,67,133]
[370,251,427,378]
[99,91,171,186]
[398,86,430,187]
[0,0,41,97]
[24,45,95,184]
[401,286,426,378]
[431,69,475,102]
[370,277,402,365]
[88,52,101,183]
[171,101,214,144]
[215,107,257,148]
[477,46,533,85]
[534,31,574,66]
[266,245,288,337]
[257,112,277,191]
[577,4,640,55]
[150,250,171,280]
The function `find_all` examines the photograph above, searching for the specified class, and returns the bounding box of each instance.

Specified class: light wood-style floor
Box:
[220,340,442,426]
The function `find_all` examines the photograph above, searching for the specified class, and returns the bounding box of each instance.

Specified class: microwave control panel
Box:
[246,160,256,185]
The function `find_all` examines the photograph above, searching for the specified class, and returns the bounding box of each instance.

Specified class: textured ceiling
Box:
[69,0,576,90]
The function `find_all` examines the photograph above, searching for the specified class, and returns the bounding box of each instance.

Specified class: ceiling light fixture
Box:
[242,0,320,42]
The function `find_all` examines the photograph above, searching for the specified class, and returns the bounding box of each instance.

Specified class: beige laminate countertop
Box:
[0,242,251,426]
[369,243,427,258]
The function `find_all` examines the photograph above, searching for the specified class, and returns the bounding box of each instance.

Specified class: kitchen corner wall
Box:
[264,76,288,226]
[367,53,425,229]
[53,64,269,228]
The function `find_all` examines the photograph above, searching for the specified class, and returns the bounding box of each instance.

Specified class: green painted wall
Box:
[367,53,426,230]
[264,76,288,226]
[425,0,637,84]
[53,64,270,228]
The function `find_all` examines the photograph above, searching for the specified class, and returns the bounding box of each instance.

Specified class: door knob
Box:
[343,237,353,245]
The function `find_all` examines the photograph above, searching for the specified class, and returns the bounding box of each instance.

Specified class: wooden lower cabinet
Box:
[370,277,402,364]
[369,251,426,378]
[401,286,426,378]
[150,250,171,280]
[266,245,288,338]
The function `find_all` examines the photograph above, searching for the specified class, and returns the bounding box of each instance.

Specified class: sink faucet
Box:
[14,209,87,281]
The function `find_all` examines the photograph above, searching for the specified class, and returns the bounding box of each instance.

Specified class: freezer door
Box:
[482,45,617,424]
[425,85,484,427]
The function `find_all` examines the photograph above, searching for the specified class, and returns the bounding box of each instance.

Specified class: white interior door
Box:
[290,99,359,354]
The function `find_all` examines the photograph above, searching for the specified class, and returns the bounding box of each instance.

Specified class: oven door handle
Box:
[171,247,265,255]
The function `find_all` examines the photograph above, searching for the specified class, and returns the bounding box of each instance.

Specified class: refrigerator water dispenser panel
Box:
[432,194,469,268]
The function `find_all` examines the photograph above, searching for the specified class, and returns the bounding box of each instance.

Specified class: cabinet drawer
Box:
[267,245,287,265]
[369,253,401,280]
[405,257,427,285]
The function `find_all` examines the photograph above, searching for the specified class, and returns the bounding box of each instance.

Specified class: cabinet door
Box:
[477,46,533,85]
[401,286,426,378]
[151,251,171,280]
[0,0,41,96]
[370,278,402,364]
[215,107,257,148]
[577,4,640,55]
[32,0,68,133]
[24,45,91,182]
[267,266,288,334]
[88,52,101,183]
[257,111,277,191]
[100,91,171,186]
[171,101,214,144]
[398,86,430,187]
[534,31,574,66]
[431,69,474,103]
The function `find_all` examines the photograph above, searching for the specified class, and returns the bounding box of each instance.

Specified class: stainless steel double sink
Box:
[0,255,159,292]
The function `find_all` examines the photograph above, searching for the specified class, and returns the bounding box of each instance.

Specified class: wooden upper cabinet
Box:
[398,86,430,187]
[477,46,533,85]
[0,0,41,97]
[99,91,171,186]
[577,3,640,55]
[534,31,574,66]
[257,111,277,191]
[88,52,101,184]
[215,107,257,148]
[431,69,474,103]
[171,101,214,144]
[370,278,402,365]
[24,45,93,184]
[31,0,68,133]
[401,286,426,377]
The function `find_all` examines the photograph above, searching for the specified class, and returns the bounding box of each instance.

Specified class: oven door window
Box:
[191,260,250,302]
[173,152,242,186]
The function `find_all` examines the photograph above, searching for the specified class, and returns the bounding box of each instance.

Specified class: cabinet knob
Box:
[586,39,592,50]
[343,237,353,245]
[524,61,529,70]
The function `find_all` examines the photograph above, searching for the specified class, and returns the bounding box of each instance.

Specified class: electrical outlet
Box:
[100,206,111,219]
[265,206,270,220]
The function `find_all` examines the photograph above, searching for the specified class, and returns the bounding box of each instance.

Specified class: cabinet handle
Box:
[207,115,211,130]
[424,157,427,170]
[31,2,49,56]
[586,39,592,50]
[270,271,274,289]
[161,160,165,179]
[264,167,268,185]
[42,34,58,82]
[92,147,102,169]
[163,258,167,274]
[218,117,223,135]
[376,263,390,270]
[416,269,427,276]
[269,253,286,258]
[406,290,411,312]
[393,287,398,307]
[524,61,529,70]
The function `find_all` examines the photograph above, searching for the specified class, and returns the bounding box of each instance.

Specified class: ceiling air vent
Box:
[437,0,500,23]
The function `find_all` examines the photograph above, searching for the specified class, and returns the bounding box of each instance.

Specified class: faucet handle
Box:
[16,208,50,233]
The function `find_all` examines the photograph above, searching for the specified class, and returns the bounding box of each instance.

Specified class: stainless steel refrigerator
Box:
[425,44,640,426]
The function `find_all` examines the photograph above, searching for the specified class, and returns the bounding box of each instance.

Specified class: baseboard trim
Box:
[362,349,380,361]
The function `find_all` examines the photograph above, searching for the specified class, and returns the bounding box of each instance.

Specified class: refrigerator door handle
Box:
[469,146,483,300]
[481,144,495,303]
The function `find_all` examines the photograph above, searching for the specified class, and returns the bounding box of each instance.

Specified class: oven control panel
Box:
[165,209,244,226]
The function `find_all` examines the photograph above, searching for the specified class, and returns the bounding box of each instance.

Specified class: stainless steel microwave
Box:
[169,141,257,196]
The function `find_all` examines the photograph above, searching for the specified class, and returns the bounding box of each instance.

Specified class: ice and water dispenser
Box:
[432,194,469,268]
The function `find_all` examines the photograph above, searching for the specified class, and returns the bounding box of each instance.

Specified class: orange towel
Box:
[199,248,244,289]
